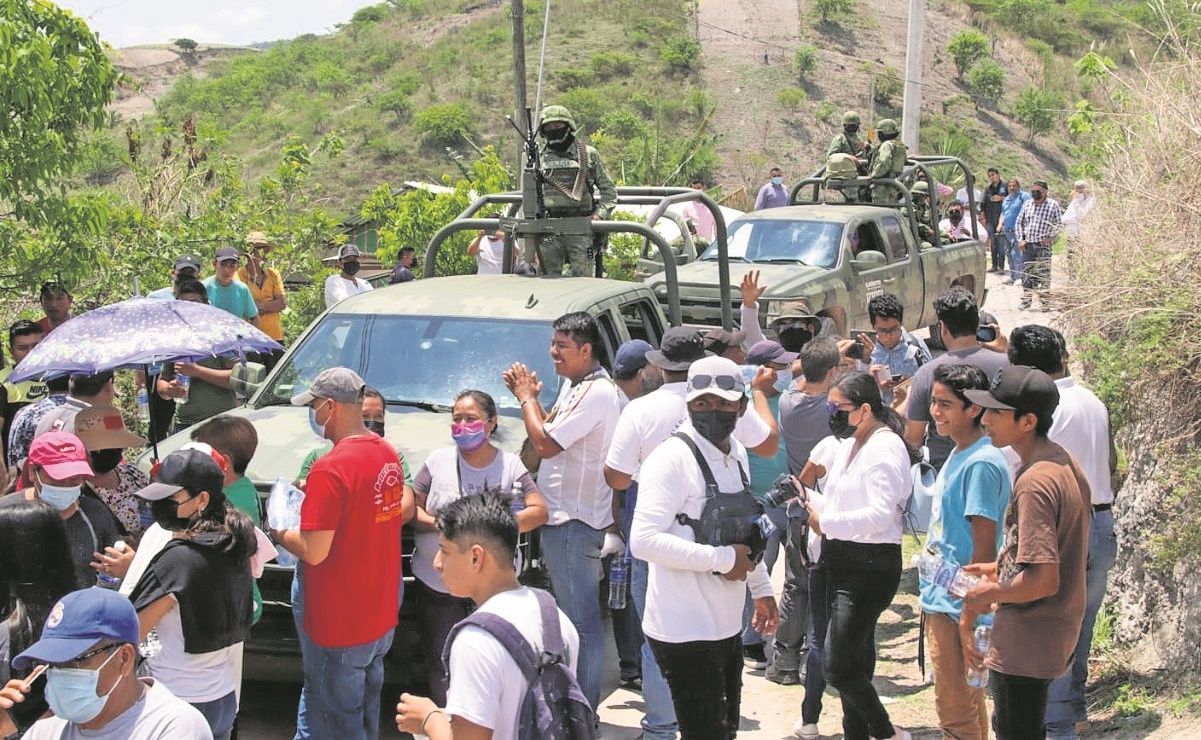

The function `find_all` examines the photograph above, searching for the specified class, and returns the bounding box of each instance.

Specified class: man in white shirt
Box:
[503,311,620,711]
[323,245,373,308]
[604,327,777,740]
[631,355,778,740]
[3,588,211,740]
[396,493,580,740]
[1007,325,1117,740]
[467,221,517,275]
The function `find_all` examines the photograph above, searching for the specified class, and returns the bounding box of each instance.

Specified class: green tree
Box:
[794,44,818,81]
[946,29,991,81]
[1013,86,1062,142]
[174,38,199,55]
[967,59,1006,105]
[813,0,855,25]
[413,102,475,147]
[0,0,117,272]
[661,36,702,73]
[874,66,903,107]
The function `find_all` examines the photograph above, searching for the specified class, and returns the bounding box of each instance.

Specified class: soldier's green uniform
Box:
[868,118,908,204]
[826,111,870,171]
[824,153,864,203]
[534,105,617,277]
[908,180,935,247]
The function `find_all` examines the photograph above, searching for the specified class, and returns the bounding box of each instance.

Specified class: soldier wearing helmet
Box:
[908,180,935,243]
[867,118,908,204]
[534,105,617,276]
[826,110,871,171]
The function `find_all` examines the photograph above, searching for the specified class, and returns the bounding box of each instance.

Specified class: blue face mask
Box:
[37,473,81,511]
[773,368,794,394]
[308,402,330,440]
[771,176,783,186]
[46,648,123,724]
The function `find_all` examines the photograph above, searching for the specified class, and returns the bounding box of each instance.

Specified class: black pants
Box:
[647,634,742,740]
[822,542,902,740]
[990,670,1052,739]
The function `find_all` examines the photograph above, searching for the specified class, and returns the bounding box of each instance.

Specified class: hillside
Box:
[101,0,1097,219]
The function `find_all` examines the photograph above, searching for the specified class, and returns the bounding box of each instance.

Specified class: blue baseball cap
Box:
[13,588,139,670]
[613,339,653,380]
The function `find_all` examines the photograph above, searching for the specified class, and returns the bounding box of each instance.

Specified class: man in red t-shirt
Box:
[272,367,415,740]
[36,281,73,334]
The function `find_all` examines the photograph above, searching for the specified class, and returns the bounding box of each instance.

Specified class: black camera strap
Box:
[672,431,749,499]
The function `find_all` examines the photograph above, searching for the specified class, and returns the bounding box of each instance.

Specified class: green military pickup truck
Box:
[141,275,669,685]
[645,157,987,341]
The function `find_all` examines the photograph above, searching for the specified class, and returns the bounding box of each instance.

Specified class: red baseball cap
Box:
[28,431,93,480]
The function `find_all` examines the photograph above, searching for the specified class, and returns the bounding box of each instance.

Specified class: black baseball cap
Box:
[702,329,748,356]
[135,447,226,501]
[965,365,1060,415]
[646,327,709,372]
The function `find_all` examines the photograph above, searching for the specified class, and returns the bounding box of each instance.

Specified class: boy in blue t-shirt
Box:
[920,364,1012,740]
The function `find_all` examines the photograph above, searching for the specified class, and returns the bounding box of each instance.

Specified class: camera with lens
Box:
[764,472,803,508]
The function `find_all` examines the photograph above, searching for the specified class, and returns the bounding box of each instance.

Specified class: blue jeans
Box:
[540,519,605,710]
[741,504,788,647]
[292,570,395,740]
[632,557,679,740]
[192,690,237,740]
[1045,509,1118,738]
[1003,230,1023,281]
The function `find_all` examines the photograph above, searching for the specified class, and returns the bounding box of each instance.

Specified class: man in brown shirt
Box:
[960,366,1090,740]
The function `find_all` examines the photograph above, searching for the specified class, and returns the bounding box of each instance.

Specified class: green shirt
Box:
[298,442,413,486]
[171,357,238,428]
[224,475,263,624]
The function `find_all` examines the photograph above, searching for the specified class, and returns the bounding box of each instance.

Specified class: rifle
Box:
[508,106,547,221]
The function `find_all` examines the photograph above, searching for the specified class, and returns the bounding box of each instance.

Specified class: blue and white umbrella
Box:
[7,297,284,383]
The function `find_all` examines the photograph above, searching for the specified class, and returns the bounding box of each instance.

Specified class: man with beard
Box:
[534,105,617,276]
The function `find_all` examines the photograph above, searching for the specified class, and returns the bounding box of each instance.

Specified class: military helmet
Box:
[876,118,899,135]
[911,181,929,195]
[841,111,861,126]
[826,153,858,179]
[538,105,576,132]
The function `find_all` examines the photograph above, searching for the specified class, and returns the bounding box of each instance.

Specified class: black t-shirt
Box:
[65,496,123,588]
[130,535,253,654]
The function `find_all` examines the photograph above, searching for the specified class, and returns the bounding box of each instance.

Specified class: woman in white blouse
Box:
[806,371,917,740]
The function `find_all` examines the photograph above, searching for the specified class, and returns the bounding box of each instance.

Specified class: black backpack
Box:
[672,432,768,564]
[442,588,596,740]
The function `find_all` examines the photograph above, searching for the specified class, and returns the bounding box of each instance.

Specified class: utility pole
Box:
[901,0,924,152]
[511,0,528,172]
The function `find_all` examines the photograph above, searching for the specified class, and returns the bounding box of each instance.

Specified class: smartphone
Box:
[846,340,866,362]
[976,325,998,343]
[854,330,878,344]
[891,373,903,384]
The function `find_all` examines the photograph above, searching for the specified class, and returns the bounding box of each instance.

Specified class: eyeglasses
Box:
[55,643,119,670]
[688,374,742,393]
[826,401,856,414]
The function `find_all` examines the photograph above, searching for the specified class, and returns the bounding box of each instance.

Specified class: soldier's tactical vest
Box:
[881,140,908,177]
[541,141,596,216]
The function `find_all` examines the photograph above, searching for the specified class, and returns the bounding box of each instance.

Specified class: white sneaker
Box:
[793,720,820,739]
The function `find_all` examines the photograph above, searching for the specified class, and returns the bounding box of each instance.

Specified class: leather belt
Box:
[1093,503,1112,513]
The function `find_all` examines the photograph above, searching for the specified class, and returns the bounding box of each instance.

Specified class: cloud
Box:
[213,7,269,28]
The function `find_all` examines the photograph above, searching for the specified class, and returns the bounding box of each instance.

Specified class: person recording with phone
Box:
[865,294,931,406]
[803,371,919,740]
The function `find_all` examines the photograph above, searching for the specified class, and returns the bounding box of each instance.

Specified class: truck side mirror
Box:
[851,250,887,271]
[231,361,267,401]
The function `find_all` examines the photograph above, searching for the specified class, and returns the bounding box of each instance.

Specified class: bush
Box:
[661,35,702,73]
[375,90,411,120]
[967,59,1006,105]
[1013,86,1060,141]
[555,68,594,89]
[874,65,903,106]
[557,89,605,130]
[815,101,835,123]
[777,87,808,110]
[813,0,855,25]
[413,102,475,147]
[352,4,388,24]
[590,52,636,79]
[600,110,648,140]
[794,44,818,81]
[946,29,991,81]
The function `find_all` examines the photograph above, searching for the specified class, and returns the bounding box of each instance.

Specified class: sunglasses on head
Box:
[688,374,742,393]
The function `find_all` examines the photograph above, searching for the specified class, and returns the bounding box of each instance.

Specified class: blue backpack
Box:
[442,588,596,740]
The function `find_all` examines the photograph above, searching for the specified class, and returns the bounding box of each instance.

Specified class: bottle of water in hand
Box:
[608,557,629,610]
[966,622,992,688]
[915,545,980,598]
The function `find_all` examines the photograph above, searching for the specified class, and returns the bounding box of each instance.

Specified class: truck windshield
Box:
[700,218,844,268]
[259,314,559,411]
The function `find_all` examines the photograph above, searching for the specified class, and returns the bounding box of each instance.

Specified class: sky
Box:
[58,1,369,48]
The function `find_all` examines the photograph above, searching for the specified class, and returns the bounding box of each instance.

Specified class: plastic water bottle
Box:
[96,540,126,589]
[608,557,629,610]
[915,545,980,598]
[136,387,150,421]
[176,373,190,401]
[510,480,525,515]
[139,628,162,659]
[966,623,992,688]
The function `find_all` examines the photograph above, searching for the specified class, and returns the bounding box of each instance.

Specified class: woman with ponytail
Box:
[129,447,256,740]
[804,371,917,740]
[410,389,548,705]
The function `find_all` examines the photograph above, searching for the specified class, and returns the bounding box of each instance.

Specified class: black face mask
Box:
[89,448,123,475]
[844,124,859,136]
[828,408,857,439]
[1032,190,1045,202]
[364,420,386,437]
[151,495,198,532]
[949,211,963,223]
[545,129,575,151]
[342,261,361,276]
[690,409,739,447]
[777,326,813,354]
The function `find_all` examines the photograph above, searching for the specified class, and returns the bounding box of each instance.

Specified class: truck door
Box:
[879,214,925,327]
[846,220,907,330]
